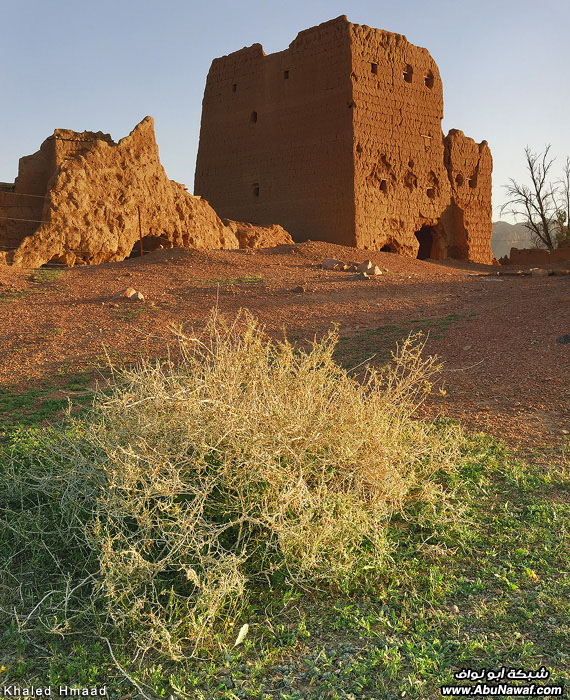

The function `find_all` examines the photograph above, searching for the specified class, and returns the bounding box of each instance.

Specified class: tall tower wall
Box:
[349,24,450,254]
[194,17,356,245]
[195,17,494,263]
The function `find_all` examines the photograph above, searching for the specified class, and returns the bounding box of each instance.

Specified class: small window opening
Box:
[408,159,414,168]
[426,187,436,199]
[283,69,289,79]
[252,183,260,197]
[250,111,258,123]
[424,70,434,89]
[379,179,388,193]
[232,83,237,92]
[371,62,378,74]
[403,64,413,83]
[455,173,464,186]
[469,174,478,189]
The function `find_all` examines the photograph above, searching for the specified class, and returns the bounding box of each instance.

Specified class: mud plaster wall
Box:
[509,247,570,265]
[8,118,241,268]
[195,18,357,246]
[0,131,113,250]
[195,16,494,263]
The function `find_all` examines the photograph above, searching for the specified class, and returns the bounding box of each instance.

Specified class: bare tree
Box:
[501,145,569,250]
[555,157,570,245]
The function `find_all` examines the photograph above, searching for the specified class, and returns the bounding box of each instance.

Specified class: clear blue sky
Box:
[1,0,568,221]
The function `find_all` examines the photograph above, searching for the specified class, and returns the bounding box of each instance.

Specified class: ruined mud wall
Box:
[350,24,451,255]
[195,16,494,264]
[347,24,492,262]
[11,118,240,268]
[194,17,356,246]
[0,187,42,250]
[0,130,113,252]
[509,247,570,265]
[443,130,493,262]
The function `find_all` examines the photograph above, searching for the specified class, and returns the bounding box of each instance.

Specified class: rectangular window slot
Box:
[283,70,289,79]
[371,63,378,74]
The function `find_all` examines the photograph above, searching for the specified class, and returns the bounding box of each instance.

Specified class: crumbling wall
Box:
[509,247,570,265]
[195,17,356,246]
[1,129,115,256]
[350,23,451,256]
[195,16,494,264]
[0,186,42,252]
[443,130,493,263]
[225,221,294,249]
[10,118,241,268]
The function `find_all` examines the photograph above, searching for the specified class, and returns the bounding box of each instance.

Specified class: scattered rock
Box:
[322,258,343,270]
[356,259,373,273]
[561,429,569,435]
[367,265,382,276]
[292,285,305,294]
[450,605,460,615]
[530,268,549,277]
[556,334,570,344]
[553,269,570,276]
[114,287,145,301]
[355,272,370,280]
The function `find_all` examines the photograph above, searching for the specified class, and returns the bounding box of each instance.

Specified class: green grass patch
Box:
[111,305,148,321]
[336,313,474,368]
[205,275,265,286]
[0,268,66,303]
[0,373,96,437]
[2,434,567,698]
[28,268,66,284]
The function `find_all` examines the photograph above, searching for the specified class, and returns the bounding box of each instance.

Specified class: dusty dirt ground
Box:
[1,241,569,448]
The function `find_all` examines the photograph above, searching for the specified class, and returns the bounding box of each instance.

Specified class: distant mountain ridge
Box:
[491,221,536,259]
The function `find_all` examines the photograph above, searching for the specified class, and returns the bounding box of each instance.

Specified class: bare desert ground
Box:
[1,241,569,448]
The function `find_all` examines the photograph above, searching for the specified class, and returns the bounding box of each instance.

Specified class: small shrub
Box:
[0,310,462,659]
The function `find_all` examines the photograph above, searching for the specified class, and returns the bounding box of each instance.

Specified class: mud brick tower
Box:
[194,16,493,263]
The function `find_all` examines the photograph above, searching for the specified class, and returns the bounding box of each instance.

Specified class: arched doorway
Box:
[414,226,435,259]
[128,235,169,258]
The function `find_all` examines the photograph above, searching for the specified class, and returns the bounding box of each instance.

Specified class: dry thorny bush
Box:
[0,310,463,659]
